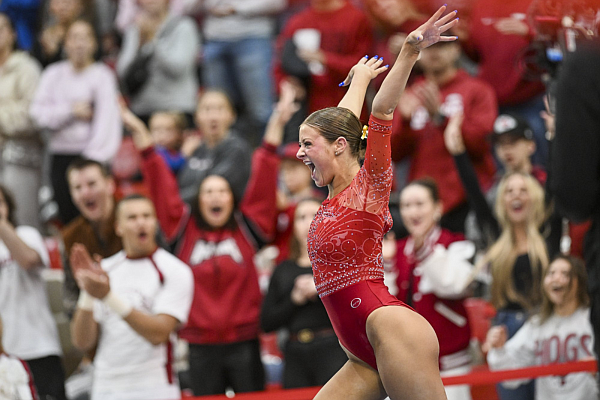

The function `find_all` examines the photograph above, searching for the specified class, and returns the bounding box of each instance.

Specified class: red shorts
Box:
[320,278,413,371]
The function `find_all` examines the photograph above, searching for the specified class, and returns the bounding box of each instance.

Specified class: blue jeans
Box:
[202,37,274,138]
[493,309,535,400]
[500,94,548,168]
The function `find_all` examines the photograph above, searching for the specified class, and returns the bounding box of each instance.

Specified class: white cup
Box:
[293,29,325,75]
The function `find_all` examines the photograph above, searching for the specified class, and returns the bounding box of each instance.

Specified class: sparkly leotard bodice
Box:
[308,115,394,298]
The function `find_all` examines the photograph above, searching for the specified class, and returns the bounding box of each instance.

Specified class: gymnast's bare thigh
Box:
[313,305,447,400]
[366,306,448,400]
[313,345,387,400]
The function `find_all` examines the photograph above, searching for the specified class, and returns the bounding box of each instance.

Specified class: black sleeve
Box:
[453,153,500,246]
[62,258,80,319]
[551,39,600,222]
[260,262,298,333]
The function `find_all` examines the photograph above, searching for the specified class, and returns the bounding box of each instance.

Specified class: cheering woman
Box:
[296,6,458,400]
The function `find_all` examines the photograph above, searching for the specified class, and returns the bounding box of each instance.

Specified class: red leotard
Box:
[308,114,411,370]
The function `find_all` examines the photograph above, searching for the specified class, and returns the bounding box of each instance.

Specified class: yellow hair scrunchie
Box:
[361,125,368,140]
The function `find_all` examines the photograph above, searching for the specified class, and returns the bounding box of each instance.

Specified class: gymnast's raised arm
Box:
[337,56,388,119]
[372,5,458,121]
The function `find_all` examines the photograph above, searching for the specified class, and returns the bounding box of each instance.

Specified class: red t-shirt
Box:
[464,0,545,106]
[392,70,498,213]
[140,144,280,344]
[274,2,373,114]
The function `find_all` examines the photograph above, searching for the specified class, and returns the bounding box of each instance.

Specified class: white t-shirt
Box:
[488,307,598,400]
[0,226,60,360]
[91,248,194,400]
[0,353,36,400]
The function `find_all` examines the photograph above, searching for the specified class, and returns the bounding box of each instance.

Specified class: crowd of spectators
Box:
[0,0,598,400]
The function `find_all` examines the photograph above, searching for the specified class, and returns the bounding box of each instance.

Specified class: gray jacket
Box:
[116,14,199,116]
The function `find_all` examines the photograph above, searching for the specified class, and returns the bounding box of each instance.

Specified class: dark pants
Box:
[188,339,265,396]
[283,334,347,389]
[50,154,80,225]
[26,355,67,400]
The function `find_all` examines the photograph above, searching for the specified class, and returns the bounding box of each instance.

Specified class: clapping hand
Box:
[70,243,101,275]
[76,269,110,299]
[413,80,441,118]
[398,89,421,119]
[405,5,458,52]
[70,243,110,299]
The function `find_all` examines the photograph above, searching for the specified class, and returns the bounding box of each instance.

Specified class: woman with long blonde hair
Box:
[486,172,548,313]
[481,172,549,400]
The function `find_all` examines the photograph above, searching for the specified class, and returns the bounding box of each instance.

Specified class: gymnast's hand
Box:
[339,55,389,88]
[405,5,459,52]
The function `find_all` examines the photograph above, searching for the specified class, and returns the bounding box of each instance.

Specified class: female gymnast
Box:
[296,5,458,400]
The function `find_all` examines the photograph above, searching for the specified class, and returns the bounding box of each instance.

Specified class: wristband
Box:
[102,291,133,318]
[77,290,95,311]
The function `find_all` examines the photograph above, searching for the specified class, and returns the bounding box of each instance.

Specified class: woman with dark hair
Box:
[121,83,297,396]
[0,13,43,229]
[30,19,122,225]
[486,255,598,400]
[261,197,347,388]
[295,6,458,399]
[0,185,67,400]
